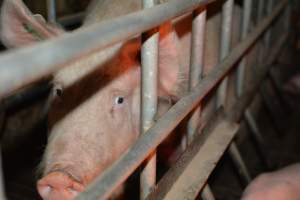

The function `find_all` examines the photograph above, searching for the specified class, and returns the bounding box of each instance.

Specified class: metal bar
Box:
[201,185,216,200]
[236,0,253,97]
[235,0,272,171]
[0,149,6,200]
[186,8,215,200]
[259,84,284,136]
[0,0,216,99]
[187,7,206,151]
[147,108,225,200]
[162,120,239,200]
[47,0,56,23]
[265,0,274,49]
[76,2,289,198]
[148,32,287,199]
[227,33,288,123]
[216,0,234,108]
[140,0,159,199]
[228,143,251,184]
[256,0,265,65]
[215,0,252,185]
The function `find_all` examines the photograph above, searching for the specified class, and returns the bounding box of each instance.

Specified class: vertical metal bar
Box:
[140,0,159,199]
[214,0,251,184]
[257,0,265,65]
[265,0,274,49]
[0,149,6,200]
[236,0,253,97]
[216,0,234,108]
[187,8,206,144]
[186,7,216,200]
[47,0,57,23]
[202,184,216,200]
[228,143,252,184]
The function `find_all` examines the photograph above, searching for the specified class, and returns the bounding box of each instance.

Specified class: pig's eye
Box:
[53,85,63,98]
[115,96,125,105]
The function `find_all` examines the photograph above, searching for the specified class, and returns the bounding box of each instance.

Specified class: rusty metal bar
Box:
[47,0,56,23]
[76,1,289,198]
[140,0,159,198]
[0,0,216,99]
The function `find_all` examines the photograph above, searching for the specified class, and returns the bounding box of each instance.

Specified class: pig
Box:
[241,163,300,200]
[0,0,228,199]
[0,0,192,199]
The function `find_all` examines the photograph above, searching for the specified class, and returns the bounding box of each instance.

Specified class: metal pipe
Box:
[265,0,274,49]
[185,8,215,200]
[140,0,159,198]
[215,0,252,186]
[76,2,289,198]
[187,7,206,150]
[236,0,253,97]
[0,149,6,200]
[47,0,56,23]
[202,185,216,200]
[228,143,252,183]
[216,0,234,108]
[0,0,216,99]
[256,0,265,66]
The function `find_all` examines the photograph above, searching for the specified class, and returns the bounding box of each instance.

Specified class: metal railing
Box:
[0,0,293,199]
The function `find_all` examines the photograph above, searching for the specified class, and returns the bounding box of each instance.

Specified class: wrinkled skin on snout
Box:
[241,163,300,200]
[0,0,186,199]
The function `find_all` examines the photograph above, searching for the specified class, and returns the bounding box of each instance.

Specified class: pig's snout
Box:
[37,171,85,200]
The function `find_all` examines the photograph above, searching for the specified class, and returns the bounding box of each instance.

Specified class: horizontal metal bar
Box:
[76,1,288,199]
[0,0,215,99]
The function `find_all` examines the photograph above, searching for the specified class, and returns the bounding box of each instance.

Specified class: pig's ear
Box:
[0,0,64,48]
[158,22,185,99]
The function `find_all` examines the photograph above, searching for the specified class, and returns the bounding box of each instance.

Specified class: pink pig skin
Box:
[242,163,300,200]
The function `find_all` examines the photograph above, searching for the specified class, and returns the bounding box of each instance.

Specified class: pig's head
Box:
[1,0,185,199]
